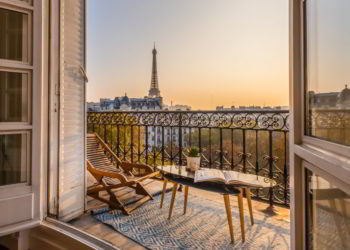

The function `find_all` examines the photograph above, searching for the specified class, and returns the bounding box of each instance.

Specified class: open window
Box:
[290,0,350,249]
[0,0,43,231]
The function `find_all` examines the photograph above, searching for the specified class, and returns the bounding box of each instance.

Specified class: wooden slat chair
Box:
[87,133,159,215]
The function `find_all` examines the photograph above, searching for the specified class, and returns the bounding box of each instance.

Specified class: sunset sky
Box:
[87,0,289,110]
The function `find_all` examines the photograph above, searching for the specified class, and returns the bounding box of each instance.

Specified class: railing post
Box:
[242,129,246,173]
[231,129,234,170]
[261,130,278,214]
[153,127,157,166]
[104,124,107,144]
[130,125,134,163]
[116,125,120,158]
[255,130,260,199]
[170,128,173,165]
[209,128,212,167]
[198,128,202,167]
[123,125,126,160]
[137,126,141,162]
[220,128,223,169]
[178,113,183,166]
[109,125,113,148]
[161,127,165,165]
[268,131,274,208]
[145,126,149,165]
[284,131,288,206]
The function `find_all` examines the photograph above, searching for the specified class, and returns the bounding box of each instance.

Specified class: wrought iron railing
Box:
[87,110,290,207]
[307,109,350,146]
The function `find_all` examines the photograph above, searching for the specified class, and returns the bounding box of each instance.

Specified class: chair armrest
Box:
[87,160,128,183]
[134,171,160,183]
[120,162,154,176]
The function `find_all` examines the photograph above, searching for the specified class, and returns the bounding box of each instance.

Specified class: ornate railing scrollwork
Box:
[87,110,289,130]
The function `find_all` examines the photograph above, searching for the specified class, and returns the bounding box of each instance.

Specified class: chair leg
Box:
[246,187,254,225]
[100,179,130,215]
[168,182,178,219]
[135,182,153,199]
[223,194,234,244]
[160,179,168,208]
[237,189,245,242]
[184,185,189,214]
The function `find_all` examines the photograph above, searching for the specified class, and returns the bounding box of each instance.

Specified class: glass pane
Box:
[305,0,350,145]
[305,169,350,250]
[0,71,29,122]
[0,133,28,186]
[0,8,29,61]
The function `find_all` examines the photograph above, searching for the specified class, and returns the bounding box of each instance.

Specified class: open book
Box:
[194,169,270,187]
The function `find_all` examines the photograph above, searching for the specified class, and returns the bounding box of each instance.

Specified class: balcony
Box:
[87,110,290,207]
[65,110,291,249]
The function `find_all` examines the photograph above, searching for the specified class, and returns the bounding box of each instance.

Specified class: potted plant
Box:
[186,147,201,171]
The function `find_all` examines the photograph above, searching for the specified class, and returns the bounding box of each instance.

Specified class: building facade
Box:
[308,85,350,109]
[92,95,163,111]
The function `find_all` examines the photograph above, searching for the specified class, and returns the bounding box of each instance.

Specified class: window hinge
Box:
[80,65,89,82]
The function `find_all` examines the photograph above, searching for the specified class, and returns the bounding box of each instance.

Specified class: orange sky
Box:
[87,0,289,110]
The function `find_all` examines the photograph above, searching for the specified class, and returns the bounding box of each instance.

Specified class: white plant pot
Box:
[186,157,201,171]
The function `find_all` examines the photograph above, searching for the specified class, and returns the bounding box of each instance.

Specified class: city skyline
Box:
[87,0,289,110]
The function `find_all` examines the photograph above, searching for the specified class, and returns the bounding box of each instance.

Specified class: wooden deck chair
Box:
[87,133,159,215]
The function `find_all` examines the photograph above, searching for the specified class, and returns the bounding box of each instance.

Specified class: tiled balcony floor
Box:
[70,179,290,250]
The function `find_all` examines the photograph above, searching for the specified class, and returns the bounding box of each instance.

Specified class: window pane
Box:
[305,169,350,250]
[0,71,29,122]
[305,0,350,145]
[0,8,29,61]
[0,133,28,186]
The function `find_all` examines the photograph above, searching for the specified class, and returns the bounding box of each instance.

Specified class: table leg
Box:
[238,189,245,242]
[168,182,178,219]
[184,185,189,214]
[223,194,234,244]
[245,187,254,225]
[160,179,168,208]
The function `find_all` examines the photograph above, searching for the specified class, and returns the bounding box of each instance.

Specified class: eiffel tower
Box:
[148,44,161,97]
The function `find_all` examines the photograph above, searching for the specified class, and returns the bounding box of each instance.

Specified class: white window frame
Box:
[299,0,350,184]
[0,131,31,190]
[0,0,44,235]
[289,0,350,249]
[0,68,32,126]
[300,0,350,160]
[0,2,32,66]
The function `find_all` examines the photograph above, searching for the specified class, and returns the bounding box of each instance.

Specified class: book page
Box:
[223,170,264,187]
[223,171,240,183]
[194,169,226,183]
